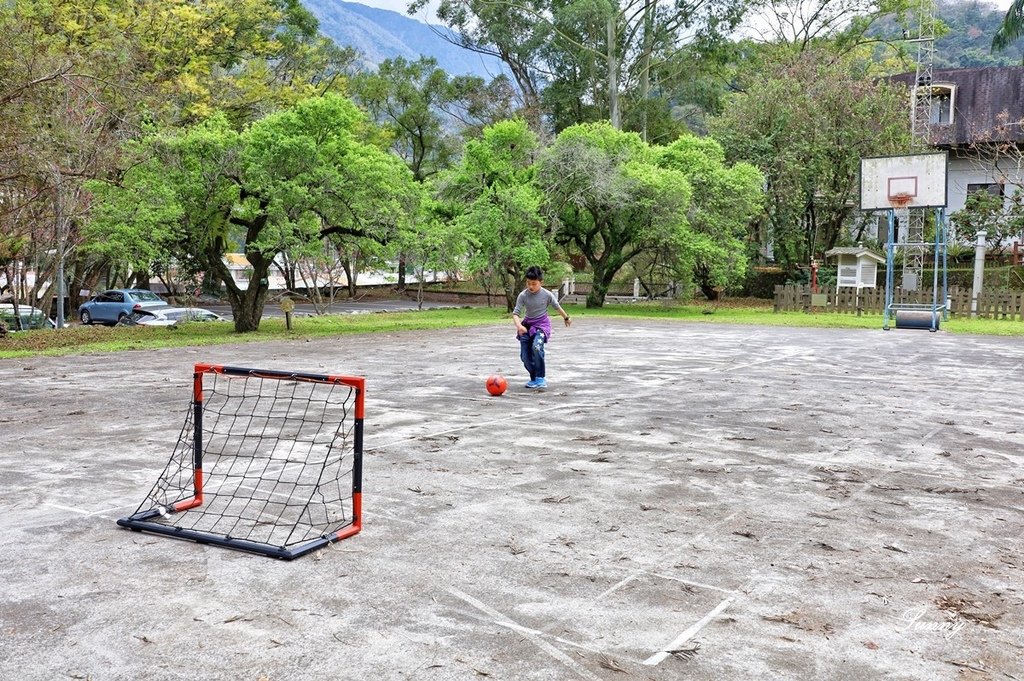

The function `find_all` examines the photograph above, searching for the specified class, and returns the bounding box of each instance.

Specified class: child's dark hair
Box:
[525,265,543,281]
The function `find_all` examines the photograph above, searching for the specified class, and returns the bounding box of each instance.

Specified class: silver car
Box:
[122,307,226,327]
[79,289,168,325]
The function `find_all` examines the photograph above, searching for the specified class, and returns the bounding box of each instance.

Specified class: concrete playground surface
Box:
[1,319,1022,680]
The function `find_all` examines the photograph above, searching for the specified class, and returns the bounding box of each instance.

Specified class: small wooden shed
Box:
[824,246,885,293]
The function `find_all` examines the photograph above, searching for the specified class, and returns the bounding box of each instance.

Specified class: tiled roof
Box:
[888,67,1024,146]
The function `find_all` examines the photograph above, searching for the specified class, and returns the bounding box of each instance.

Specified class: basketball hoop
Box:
[888,192,913,209]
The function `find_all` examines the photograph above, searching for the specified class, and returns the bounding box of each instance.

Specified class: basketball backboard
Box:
[859,152,948,211]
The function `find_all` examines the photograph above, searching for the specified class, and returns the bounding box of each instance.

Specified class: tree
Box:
[436,120,548,310]
[399,196,471,309]
[655,135,764,299]
[709,49,910,273]
[2,0,357,319]
[537,121,693,307]
[993,0,1024,51]
[87,95,420,332]
[739,0,920,53]
[351,57,514,289]
[950,189,1024,257]
[414,0,745,136]
[408,0,550,129]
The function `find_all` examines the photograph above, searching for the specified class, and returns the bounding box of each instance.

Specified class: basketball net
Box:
[889,193,912,243]
[888,192,913,209]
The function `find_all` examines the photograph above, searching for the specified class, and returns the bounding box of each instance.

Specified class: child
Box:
[512,266,571,390]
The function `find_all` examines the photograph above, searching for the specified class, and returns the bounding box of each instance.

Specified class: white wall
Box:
[947,155,1024,213]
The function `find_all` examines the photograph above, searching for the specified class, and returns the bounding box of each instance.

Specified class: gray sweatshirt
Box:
[512,288,564,320]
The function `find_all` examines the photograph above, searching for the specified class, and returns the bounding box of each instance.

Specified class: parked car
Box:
[121,307,226,327]
[0,303,55,331]
[78,289,168,325]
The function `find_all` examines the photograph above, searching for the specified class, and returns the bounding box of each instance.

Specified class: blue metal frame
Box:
[883,207,949,332]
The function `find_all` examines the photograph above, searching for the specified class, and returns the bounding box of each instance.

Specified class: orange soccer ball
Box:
[485,374,508,396]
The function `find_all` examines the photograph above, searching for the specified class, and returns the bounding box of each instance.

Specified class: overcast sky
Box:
[358,0,436,22]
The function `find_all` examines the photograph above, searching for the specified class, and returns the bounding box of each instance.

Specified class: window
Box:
[921,84,954,125]
[967,183,1004,198]
[132,291,163,302]
[108,292,125,303]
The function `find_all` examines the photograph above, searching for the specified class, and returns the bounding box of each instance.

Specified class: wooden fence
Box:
[774,285,1024,320]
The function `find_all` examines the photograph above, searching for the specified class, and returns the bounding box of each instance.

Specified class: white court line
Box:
[445,604,619,658]
[643,596,735,666]
[648,572,738,595]
[591,570,644,603]
[448,588,605,681]
[640,409,1002,667]
[44,503,121,517]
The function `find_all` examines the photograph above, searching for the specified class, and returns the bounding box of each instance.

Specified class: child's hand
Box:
[516,323,528,335]
[563,317,572,328]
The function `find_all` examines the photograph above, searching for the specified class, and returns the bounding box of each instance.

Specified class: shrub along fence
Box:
[774,285,1024,320]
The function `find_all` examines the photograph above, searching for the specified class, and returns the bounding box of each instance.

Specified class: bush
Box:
[742,267,789,299]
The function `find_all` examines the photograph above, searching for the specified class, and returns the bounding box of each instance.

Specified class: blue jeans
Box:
[519,331,546,380]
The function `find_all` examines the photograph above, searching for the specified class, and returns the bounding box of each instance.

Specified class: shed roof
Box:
[825,247,885,263]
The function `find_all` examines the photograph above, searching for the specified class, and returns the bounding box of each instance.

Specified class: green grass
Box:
[2,299,1021,359]
[570,301,1024,336]
[0,307,509,359]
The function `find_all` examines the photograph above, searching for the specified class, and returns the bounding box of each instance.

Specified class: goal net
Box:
[118,364,364,560]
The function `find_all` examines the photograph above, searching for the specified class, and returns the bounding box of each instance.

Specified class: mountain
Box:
[869,0,1024,68]
[303,0,507,79]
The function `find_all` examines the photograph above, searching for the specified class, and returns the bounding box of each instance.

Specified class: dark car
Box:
[78,289,168,325]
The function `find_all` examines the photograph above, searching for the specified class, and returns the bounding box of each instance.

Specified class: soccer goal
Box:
[117,364,364,560]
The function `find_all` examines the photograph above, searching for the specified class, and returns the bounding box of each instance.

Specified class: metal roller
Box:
[894,310,939,331]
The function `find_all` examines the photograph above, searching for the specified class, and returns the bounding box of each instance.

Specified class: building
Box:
[889,67,1024,220]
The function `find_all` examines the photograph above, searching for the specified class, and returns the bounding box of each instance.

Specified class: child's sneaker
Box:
[525,379,540,389]
[533,378,548,390]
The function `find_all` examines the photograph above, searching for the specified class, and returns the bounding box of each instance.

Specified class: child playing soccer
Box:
[512,266,571,390]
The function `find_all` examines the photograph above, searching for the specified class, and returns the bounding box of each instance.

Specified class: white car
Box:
[0,303,55,331]
[122,307,226,327]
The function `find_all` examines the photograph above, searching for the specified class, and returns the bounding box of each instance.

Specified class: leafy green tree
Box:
[2,0,357,317]
[993,0,1024,51]
[351,57,515,288]
[739,0,921,53]
[408,0,549,129]
[951,190,1024,257]
[710,49,910,274]
[87,95,419,332]
[436,120,548,310]
[655,135,764,299]
[352,58,465,184]
[537,122,693,307]
[416,0,745,136]
[399,196,472,309]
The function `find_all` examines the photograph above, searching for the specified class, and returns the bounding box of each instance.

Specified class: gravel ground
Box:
[1,318,1022,680]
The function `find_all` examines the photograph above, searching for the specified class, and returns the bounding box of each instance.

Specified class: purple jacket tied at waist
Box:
[519,314,552,341]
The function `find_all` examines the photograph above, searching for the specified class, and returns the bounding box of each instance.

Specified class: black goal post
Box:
[117,364,364,560]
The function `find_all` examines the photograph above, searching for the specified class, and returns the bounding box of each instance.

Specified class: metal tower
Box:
[902,1,937,290]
